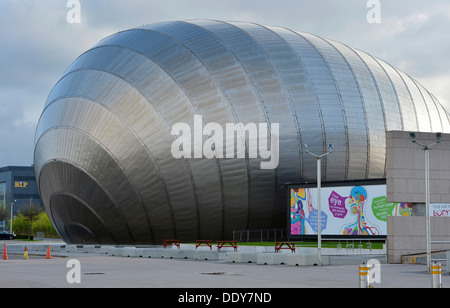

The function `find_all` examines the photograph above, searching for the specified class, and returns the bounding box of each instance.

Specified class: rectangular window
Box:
[13,176,36,181]
[13,194,41,200]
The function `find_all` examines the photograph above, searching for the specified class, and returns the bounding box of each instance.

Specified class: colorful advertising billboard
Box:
[288,180,412,238]
[431,204,450,217]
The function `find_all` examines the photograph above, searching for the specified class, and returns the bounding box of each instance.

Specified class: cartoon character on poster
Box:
[290,188,314,235]
[342,186,380,236]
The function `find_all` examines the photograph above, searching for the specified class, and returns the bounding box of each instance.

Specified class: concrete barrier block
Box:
[122,247,134,257]
[141,248,164,258]
[82,245,96,253]
[192,245,213,251]
[179,249,196,259]
[195,250,218,261]
[257,253,288,265]
[29,245,46,252]
[27,245,36,252]
[162,249,195,259]
[110,247,124,256]
[123,247,143,257]
[99,246,114,254]
[49,245,61,252]
[163,249,183,259]
[65,245,77,252]
[6,245,26,253]
[287,254,316,266]
[287,254,330,266]
[225,252,257,263]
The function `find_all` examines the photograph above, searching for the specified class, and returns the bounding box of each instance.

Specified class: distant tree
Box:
[0,207,8,230]
[20,203,42,239]
[33,212,59,238]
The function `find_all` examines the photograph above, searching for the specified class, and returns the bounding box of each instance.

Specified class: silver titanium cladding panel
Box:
[34,20,450,244]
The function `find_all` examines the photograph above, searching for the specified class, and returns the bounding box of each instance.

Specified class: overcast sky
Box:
[1,0,449,167]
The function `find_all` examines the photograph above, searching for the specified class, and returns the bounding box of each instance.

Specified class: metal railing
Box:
[430,241,450,263]
[232,228,286,242]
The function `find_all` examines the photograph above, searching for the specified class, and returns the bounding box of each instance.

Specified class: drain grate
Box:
[84,272,105,275]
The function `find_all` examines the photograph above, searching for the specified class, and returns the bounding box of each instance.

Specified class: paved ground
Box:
[1,254,445,288]
[0,239,447,289]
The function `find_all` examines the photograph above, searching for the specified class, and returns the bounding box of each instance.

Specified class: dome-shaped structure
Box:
[34,20,450,244]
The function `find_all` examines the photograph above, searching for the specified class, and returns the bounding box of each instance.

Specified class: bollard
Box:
[359,263,370,288]
[431,263,442,288]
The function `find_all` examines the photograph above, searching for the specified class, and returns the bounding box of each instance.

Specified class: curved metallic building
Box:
[34,20,450,244]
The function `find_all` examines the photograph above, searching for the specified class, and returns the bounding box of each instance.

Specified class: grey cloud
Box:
[0,0,449,167]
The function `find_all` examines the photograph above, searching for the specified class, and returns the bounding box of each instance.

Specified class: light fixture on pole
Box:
[304,143,333,267]
[410,132,441,272]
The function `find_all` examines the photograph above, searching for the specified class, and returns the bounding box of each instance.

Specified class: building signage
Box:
[14,181,28,188]
[431,204,450,217]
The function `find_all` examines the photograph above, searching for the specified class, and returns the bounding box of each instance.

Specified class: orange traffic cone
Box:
[24,247,28,260]
[45,245,51,259]
[2,244,7,260]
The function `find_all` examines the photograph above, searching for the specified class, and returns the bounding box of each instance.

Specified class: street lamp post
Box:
[10,199,16,234]
[304,143,333,267]
[410,132,441,272]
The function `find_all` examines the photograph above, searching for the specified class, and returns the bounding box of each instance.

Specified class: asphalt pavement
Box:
[0,239,448,290]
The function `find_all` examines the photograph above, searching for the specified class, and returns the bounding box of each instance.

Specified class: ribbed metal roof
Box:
[34,20,450,244]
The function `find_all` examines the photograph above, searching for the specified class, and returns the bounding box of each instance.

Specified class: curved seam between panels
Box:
[99,31,234,240]
[37,126,144,243]
[58,21,182,78]
[411,78,435,132]
[256,24,304,166]
[244,22,304,158]
[215,20,297,228]
[249,23,310,225]
[279,27,326,179]
[48,190,117,244]
[174,21,231,238]
[44,67,182,239]
[50,191,108,225]
[352,49,388,130]
[38,155,135,244]
[324,39,371,179]
[43,188,68,241]
[33,28,145,137]
[145,21,249,238]
[63,222,97,244]
[96,33,223,241]
[430,93,450,131]
[369,56,405,131]
[35,24,179,145]
[389,66,420,131]
[153,21,242,125]
[295,31,349,180]
[37,97,158,243]
[427,89,444,132]
[225,20,303,227]
[183,20,273,230]
[428,86,446,132]
[351,48,388,177]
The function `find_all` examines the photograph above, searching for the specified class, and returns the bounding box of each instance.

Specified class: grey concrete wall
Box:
[386,130,450,204]
[387,216,450,263]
